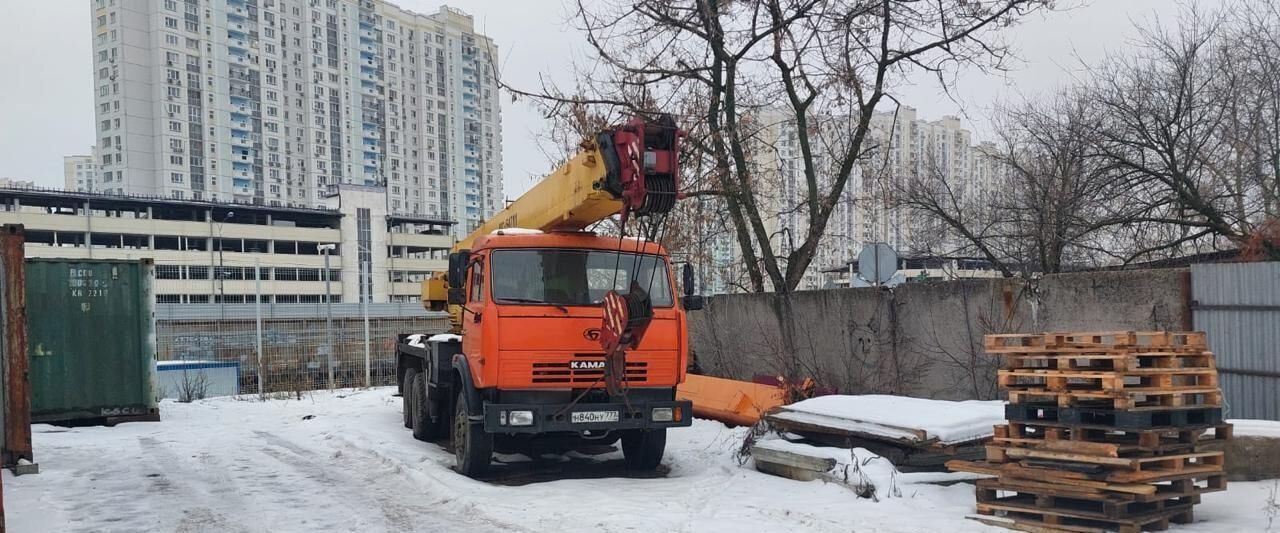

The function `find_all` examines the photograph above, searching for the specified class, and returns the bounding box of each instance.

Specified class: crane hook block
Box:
[597,114,684,227]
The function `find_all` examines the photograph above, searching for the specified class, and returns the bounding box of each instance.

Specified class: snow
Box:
[777,395,1005,445]
[1227,418,1280,438]
[489,228,544,235]
[3,388,1273,533]
[752,439,903,500]
[405,333,459,348]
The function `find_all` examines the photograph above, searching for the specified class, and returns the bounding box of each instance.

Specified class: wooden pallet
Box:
[947,459,1228,496]
[999,368,1219,392]
[1002,352,1216,372]
[976,478,1202,519]
[1005,388,1222,410]
[971,505,1193,533]
[977,474,1225,505]
[994,422,1232,453]
[1004,448,1220,471]
[1045,332,1206,352]
[986,332,1207,354]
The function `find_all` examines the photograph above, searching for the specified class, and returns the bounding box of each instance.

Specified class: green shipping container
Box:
[26,259,158,423]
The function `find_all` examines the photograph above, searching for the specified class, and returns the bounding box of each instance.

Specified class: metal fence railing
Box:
[155,303,449,396]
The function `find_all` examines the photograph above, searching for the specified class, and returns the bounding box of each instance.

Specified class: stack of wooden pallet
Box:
[949,331,1232,533]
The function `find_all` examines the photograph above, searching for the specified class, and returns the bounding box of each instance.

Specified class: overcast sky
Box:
[0,0,1209,198]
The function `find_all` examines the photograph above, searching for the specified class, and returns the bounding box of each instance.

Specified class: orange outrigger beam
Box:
[676,374,787,427]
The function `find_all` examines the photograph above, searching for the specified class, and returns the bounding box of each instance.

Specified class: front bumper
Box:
[482,400,693,434]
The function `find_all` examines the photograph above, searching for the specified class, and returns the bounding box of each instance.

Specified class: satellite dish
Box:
[856,243,898,285]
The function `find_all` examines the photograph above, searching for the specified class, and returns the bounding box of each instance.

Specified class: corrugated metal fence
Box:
[155,303,449,396]
[1191,262,1280,421]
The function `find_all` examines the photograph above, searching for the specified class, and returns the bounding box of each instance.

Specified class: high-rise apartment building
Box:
[64,148,100,192]
[697,107,1001,293]
[90,0,502,237]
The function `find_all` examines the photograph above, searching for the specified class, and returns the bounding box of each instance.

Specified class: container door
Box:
[27,261,152,422]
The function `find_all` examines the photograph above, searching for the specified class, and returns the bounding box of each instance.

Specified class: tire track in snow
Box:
[135,435,254,533]
[316,432,537,533]
[251,430,491,532]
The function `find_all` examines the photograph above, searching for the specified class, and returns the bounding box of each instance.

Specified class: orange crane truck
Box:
[395,116,703,476]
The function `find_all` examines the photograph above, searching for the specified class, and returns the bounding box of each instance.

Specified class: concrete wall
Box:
[689,269,1189,400]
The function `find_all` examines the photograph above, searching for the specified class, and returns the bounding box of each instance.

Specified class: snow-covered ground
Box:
[4,388,1275,533]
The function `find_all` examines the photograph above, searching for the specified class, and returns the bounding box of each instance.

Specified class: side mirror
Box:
[681,263,695,297]
[447,287,466,305]
[447,250,470,288]
[682,294,704,311]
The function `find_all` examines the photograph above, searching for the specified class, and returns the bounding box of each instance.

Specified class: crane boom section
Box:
[451,145,622,253]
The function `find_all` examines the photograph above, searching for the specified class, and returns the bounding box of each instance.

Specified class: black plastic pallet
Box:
[1005,404,1222,429]
[1005,403,1064,424]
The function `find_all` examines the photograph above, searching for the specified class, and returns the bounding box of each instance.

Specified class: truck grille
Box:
[531,353,648,384]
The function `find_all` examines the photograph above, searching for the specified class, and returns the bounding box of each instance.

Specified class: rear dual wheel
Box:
[411,373,443,441]
[401,369,418,429]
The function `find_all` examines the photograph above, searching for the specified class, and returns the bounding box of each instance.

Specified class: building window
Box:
[170,172,184,183]
[357,208,372,303]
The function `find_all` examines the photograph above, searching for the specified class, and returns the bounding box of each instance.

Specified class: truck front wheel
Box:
[621,429,667,471]
[452,389,493,477]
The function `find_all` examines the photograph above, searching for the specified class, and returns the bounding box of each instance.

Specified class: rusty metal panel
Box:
[26,258,158,424]
[1,224,32,467]
[1191,262,1280,421]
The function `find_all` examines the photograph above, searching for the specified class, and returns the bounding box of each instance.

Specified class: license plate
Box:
[571,410,620,424]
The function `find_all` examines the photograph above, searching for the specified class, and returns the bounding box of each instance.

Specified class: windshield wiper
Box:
[500,297,569,314]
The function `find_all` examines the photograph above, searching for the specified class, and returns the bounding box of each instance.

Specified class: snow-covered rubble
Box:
[774,394,1005,445]
[752,439,903,500]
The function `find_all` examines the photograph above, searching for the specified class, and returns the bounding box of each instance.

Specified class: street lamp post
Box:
[361,258,371,388]
[319,243,336,390]
[215,211,234,370]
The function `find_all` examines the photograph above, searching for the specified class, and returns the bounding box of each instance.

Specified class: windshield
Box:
[490,249,674,307]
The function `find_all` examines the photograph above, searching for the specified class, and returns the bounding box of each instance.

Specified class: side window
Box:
[468,262,485,303]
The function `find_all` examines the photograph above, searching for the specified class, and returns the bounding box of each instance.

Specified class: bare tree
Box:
[500,0,1053,293]
[1089,6,1261,261]
[905,1,1280,271]
[898,89,1125,275]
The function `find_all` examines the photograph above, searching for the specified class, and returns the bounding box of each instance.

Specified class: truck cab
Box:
[398,230,696,476]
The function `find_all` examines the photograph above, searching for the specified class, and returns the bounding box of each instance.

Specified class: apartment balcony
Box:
[228,37,250,50]
[228,52,254,66]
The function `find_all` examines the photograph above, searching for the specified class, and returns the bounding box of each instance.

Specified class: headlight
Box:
[509,410,534,426]
[651,407,674,422]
